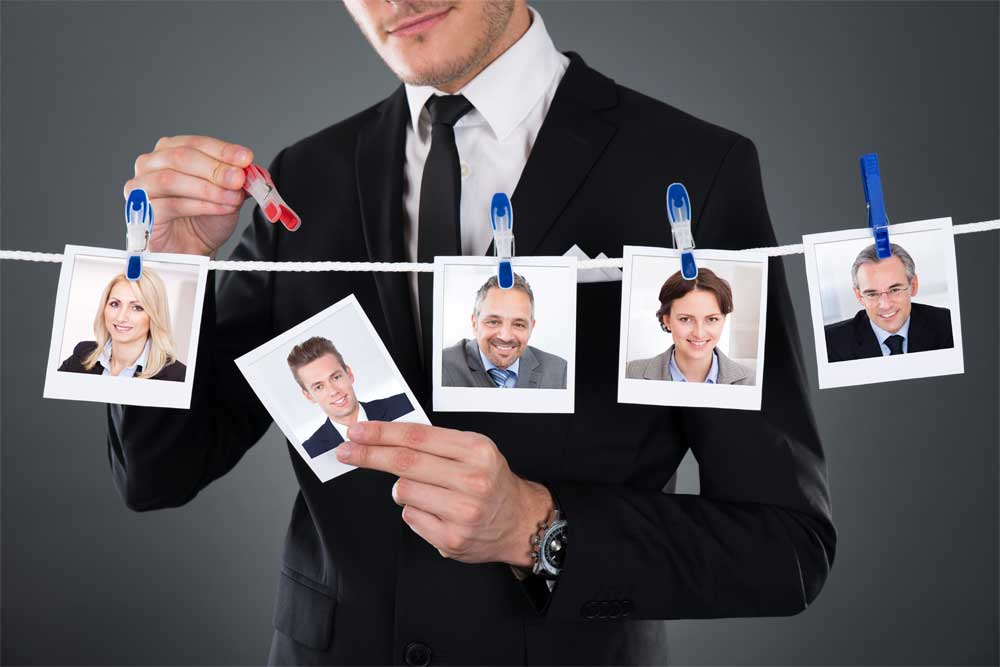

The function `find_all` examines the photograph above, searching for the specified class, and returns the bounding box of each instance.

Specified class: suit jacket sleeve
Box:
[541,137,836,620]
[105,151,286,511]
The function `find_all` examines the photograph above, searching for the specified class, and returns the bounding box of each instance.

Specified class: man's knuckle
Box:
[466,472,492,498]
[154,136,171,150]
[461,501,483,524]
[402,424,427,448]
[392,447,419,473]
[444,533,466,553]
[134,153,148,176]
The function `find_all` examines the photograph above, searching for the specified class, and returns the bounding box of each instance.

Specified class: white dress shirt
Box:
[402,6,569,336]
[328,402,368,443]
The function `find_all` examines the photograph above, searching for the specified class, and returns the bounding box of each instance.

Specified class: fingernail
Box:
[236,149,251,164]
[336,442,354,460]
[348,423,368,439]
[391,480,399,502]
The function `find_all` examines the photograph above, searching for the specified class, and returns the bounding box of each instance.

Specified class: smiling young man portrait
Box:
[288,336,414,458]
[110,0,836,664]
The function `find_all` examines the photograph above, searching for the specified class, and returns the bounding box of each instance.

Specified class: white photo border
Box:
[617,246,768,411]
[432,256,578,413]
[42,245,208,409]
[235,293,429,483]
[803,217,965,389]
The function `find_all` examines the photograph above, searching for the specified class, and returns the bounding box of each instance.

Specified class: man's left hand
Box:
[335,421,552,568]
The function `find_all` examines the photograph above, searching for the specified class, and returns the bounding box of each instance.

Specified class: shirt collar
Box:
[403,6,565,141]
[329,403,368,441]
[478,345,519,378]
[668,348,719,384]
[99,338,151,374]
[869,315,911,347]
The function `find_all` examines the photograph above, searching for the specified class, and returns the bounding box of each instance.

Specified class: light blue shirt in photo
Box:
[869,316,911,356]
[98,338,150,378]
[668,349,720,384]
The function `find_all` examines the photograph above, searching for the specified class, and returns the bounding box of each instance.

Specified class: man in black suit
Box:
[824,242,954,362]
[287,336,414,458]
[114,1,835,664]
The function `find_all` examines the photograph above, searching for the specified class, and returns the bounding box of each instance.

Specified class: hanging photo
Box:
[432,256,577,413]
[617,246,768,411]
[803,217,964,389]
[43,245,208,409]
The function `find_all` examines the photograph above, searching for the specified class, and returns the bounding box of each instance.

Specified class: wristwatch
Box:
[530,509,568,579]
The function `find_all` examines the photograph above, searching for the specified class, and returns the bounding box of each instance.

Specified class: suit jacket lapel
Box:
[356,86,425,398]
[853,311,883,359]
[504,52,618,256]
[463,339,494,388]
[907,303,930,353]
[514,346,541,388]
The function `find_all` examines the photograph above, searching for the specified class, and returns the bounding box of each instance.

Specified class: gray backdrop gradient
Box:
[2,1,997,665]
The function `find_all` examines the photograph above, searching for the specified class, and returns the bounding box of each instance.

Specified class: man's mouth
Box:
[490,340,520,355]
[877,309,899,321]
[330,395,348,408]
[387,7,452,37]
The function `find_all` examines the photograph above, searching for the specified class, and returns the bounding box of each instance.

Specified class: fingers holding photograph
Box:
[618,246,768,411]
[433,257,577,413]
[43,245,208,408]
[236,295,427,483]
[804,217,964,389]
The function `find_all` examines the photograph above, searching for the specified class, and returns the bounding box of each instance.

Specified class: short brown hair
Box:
[654,268,734,325]
[287,336,347,389]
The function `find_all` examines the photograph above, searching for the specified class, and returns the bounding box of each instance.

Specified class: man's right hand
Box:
[124,135,255,257]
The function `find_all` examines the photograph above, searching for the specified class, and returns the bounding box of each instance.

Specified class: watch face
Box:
[541,524,567,571]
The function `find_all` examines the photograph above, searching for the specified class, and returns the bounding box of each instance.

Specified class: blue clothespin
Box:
[859,153,892,259]
[666,182,697,280]
[125,188,154,280]
[490,192,515,289]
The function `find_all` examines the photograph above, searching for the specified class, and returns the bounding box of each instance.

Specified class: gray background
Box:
[2,1,997,665]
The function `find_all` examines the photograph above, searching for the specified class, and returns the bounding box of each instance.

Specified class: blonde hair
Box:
[82,269,178,378]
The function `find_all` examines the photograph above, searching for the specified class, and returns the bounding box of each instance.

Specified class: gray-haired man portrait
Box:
[442,272,567,388]
[824,242,954,362]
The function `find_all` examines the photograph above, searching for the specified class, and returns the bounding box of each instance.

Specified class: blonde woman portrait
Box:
[626,268,754,385]
[58,268,186,381]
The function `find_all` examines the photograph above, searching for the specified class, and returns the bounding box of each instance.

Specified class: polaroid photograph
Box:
[432,256,577,413]
[235,294,428,483]
[617,246,768,411]
[43,245,208,409]
[803,217,964,389]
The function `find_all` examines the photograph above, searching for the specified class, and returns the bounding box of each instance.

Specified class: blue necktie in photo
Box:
[486,367,513,388]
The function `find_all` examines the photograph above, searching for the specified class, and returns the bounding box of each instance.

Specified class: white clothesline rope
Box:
[1,219,997,271]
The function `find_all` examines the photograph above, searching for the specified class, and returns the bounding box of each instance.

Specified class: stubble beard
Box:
[389,1,514,88]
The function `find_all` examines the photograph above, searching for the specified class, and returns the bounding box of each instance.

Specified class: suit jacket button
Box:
[581,601,599,619]
[608,600,622,619]
[404,641,432,666]
[597,600,610,618]
[621,598,634,617]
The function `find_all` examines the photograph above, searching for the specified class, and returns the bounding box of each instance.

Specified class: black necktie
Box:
[417,94,474,373]
[885,334,905,355]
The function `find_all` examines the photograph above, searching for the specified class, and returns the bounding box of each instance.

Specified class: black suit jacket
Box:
[824,301,954,362]
[60,340,186,381]
[107,52,835,665]
[301,393,415,458]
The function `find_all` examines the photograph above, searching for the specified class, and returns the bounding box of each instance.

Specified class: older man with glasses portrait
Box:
[824,242,954,362]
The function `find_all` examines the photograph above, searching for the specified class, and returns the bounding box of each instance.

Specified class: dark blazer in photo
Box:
[824,301,954,362]
[441,338,568,389]
[301,393,414,458]
[105,52,835,665]
[59,340,186,382]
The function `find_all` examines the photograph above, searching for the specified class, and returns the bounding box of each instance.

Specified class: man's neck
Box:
[330,407,361,429]
[436,5,532,93]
